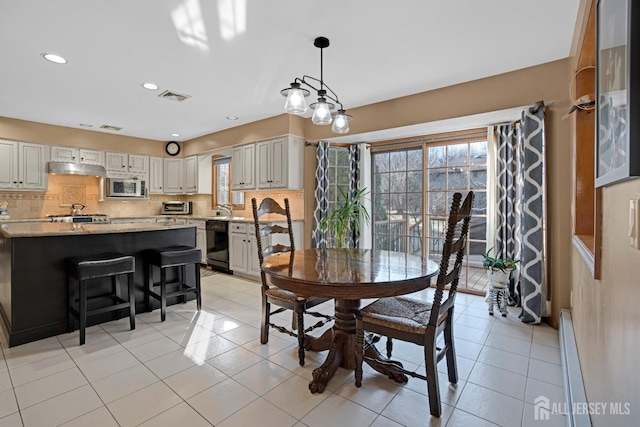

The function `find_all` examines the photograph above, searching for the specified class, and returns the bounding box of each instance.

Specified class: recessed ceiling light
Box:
[79,123,93,127]
[226,116,239,120]
[142,82,159,90]
[42,53,67,64]
[171,133,180,137]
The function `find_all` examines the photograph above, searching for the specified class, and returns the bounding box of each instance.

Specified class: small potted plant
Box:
[482,247,519,288]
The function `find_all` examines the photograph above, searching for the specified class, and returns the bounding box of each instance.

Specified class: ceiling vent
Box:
[99,124,123,131]
[158,90,191,102]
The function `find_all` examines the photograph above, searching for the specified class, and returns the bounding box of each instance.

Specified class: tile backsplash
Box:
[1,175,304,220]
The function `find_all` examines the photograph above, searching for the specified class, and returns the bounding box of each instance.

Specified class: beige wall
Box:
[571,181,640,426]
[0,117,166,156]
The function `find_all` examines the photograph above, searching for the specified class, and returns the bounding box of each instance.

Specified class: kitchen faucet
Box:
[216,205,233,216]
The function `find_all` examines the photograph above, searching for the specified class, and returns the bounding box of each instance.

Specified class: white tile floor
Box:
[0,274,566,427]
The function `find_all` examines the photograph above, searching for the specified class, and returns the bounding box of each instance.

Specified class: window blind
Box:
[370,127,488,153]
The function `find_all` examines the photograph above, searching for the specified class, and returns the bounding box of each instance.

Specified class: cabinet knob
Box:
[80,157,84,160]
[19,181,23,184]
[13,181,17,184]
[122,165,125,168]
[73,156,76,160]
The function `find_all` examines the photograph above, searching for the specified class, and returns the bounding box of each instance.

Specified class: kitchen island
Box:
[0,222,197,347]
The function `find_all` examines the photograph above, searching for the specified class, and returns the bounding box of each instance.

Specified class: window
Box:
[212,156,244,208]
[371,130,490,293]
[327,147,350,212]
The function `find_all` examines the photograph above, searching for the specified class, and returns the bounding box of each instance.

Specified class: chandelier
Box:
[280,36,352,134]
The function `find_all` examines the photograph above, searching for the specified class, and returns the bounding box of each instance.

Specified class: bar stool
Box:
[66,253,136,345]
[146,246,202,321]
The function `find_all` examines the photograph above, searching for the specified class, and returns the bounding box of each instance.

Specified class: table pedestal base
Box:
[304,299,409,393]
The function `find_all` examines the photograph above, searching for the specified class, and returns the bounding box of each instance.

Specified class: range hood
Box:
[48,162,107,177]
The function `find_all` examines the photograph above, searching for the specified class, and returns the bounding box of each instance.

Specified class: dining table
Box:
[262,248,439,393]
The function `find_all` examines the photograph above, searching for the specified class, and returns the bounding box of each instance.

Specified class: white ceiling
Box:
[0,0,580,143]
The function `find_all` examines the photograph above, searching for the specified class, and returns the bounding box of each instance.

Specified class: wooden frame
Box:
[595,0,640,187]
[211,155,245,210]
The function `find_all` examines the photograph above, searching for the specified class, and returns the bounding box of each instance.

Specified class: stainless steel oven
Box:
[206,220,230,273]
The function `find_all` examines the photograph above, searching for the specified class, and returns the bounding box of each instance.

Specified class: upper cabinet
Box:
[106,152,148,175]
[50,146,104,166]
[161,156,198,194]
[231,136,303,191]
[149,157,164,193]
[231,144,255,190]
[163,158,184,193]
[256,136,303,189]
[184,155,198,193]
[0,140,48,190]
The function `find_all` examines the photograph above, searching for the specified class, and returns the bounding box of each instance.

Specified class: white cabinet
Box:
[188,219,207,264]
[160,157,198,194]
[79,149,104,165]
[229,222,263,278]
[256,136,303,189]
[105,152,127,172]
[106,152,148,175]
[50,146,104,166]
[129,154,148,174]
[163,158,184,193]
[184,156,198,193]
[149,157,164,193]
[0,140,48,190]
[231,144,255,190]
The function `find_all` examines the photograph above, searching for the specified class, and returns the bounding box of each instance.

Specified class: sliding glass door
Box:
[372,137,489,293]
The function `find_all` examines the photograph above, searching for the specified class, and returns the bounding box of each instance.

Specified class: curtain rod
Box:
[304,140,368,147]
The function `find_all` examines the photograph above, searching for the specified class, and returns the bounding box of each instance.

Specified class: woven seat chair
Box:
[355,191,474,417]
[252,197,333,366]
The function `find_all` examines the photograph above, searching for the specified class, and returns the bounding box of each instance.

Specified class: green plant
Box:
[482,247,520,273]
[320,187,370,248]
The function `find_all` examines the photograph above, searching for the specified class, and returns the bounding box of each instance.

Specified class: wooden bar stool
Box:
[146,246,202,321]
[66,253,136,345]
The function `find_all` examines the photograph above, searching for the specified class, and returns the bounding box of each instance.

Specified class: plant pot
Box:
[486,269,510,289]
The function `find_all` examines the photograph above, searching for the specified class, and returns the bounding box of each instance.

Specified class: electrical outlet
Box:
[630,199,640,250]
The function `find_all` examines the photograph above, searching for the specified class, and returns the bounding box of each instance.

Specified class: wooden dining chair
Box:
[251,197,333,366]
[354,191,474,417]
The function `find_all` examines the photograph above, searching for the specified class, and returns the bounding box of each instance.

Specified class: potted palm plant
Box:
[320,187,370,248]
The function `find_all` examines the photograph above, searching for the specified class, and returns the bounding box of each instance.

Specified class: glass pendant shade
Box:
[284,86,308,114]
[312,98,332,125]
[331,110,350,134]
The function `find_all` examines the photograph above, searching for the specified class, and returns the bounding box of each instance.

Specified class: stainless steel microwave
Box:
[105,177,147,198]
[162,201,192,214]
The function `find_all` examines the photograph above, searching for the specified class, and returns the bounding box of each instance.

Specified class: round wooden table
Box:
[262,248,439,393]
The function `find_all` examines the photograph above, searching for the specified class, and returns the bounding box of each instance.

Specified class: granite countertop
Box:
[0,222,196,238]
[0,215,304,225]
[113,215,303,223]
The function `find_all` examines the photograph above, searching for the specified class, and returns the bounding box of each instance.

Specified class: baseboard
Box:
[559,309,591,427]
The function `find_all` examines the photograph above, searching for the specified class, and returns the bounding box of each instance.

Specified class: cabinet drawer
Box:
[229,222,247,233]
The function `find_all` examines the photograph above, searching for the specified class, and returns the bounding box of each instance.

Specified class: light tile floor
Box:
[0,274,566,426]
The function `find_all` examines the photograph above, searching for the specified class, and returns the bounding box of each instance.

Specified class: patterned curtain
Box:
[495,101,547,323]
[311,141,330,248]
[347,144,361,248]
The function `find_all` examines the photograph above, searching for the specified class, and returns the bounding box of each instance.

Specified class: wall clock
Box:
[165,141,180,156]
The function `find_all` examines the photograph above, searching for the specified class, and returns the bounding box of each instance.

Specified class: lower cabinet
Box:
[187,219,207,264]
[229,222,264,279]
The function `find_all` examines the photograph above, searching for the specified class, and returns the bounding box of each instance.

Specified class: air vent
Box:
[158,90,191,102]
[99,124,123,131]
